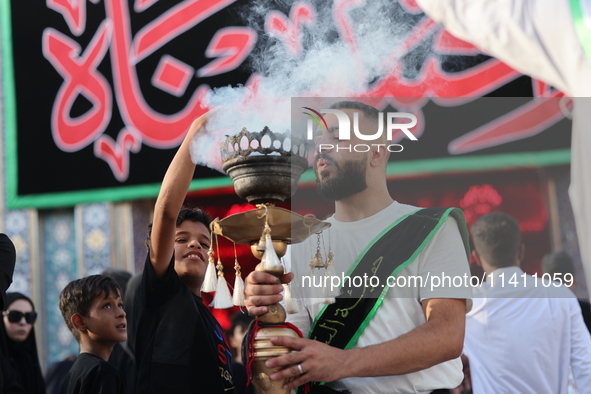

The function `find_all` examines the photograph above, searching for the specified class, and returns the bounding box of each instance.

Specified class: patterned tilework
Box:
[81,203,111,275]
[43,210,79,365]
[554,166,588,298]
[4,210,31,295]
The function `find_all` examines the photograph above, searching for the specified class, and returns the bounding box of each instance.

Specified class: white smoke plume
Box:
[191,0,421,170]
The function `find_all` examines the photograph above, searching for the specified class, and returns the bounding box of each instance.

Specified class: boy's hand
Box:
[244,271,293,316]
[187,106,220,140]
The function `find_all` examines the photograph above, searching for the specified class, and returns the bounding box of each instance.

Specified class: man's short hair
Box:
[145,207,212,251]
[470,212,521,268]
[59,275,121,342]
[542,251,575,277]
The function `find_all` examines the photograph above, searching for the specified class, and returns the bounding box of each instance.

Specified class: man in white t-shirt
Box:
[463,212,591,393]
[245,101,472,393]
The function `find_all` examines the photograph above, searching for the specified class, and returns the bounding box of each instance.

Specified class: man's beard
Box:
[315,156,368,201]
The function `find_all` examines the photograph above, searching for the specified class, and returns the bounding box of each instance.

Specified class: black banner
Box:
[2,0,570,209]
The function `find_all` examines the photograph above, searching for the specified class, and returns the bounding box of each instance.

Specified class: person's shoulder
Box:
[391,201,419,216]
[530,275,578,297]
[95,362,121,381]
[398,204,463,227]
[139,252,180,296]
[506,274,580,302]
[73,353,103,368]
[369,201,419,223]
[80,355,122,390]
[74,353,117,370]
[63,354,109,393]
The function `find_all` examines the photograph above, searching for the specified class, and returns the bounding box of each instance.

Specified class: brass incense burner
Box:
[212,127,329,394]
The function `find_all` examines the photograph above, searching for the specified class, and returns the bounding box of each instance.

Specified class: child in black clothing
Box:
[58,275,127,394]
[133,111,236,393]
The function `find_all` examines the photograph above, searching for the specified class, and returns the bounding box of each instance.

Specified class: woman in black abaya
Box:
[1,292,46,393]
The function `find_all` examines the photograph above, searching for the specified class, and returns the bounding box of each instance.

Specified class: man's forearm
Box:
[266,298,466,388]
[342,298,465,377]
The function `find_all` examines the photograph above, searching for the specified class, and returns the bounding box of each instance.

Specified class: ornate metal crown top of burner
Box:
[220,126,308,161]
[220,127,309,204]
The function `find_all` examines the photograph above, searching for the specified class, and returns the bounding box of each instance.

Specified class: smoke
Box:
[191,0,423,170]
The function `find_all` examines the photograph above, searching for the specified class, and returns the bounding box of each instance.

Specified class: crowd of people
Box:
[1,102,591,393]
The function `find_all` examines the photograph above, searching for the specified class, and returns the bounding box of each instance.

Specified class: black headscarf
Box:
[1,292,46,394]
[0,234,16,310]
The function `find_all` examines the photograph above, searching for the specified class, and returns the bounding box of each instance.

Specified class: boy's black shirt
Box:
[61,353,124,394]
[134,254,235,394]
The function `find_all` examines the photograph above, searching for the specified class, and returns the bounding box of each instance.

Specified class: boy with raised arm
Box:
[133,112,235,393]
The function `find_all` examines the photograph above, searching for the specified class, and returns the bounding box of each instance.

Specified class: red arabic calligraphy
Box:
[131,0,236,64]
[94,128,142,182]
[42,21,112,152]
[198,27,258,77]
[44,0,255,181]
[265,2,315,57]
[134,0,158,13]
[47,0,86,36]
[42,0,564,182]
[105,0,207,148]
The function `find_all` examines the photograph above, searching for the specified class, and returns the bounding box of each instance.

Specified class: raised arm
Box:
[149,112,211,278]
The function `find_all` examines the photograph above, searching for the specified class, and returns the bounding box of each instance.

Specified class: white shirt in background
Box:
[464,266,591,393]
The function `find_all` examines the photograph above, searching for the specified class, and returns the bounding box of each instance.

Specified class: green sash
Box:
[308,207,469,353]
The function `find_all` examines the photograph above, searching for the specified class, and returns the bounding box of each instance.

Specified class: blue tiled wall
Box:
[42,210,80,365]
